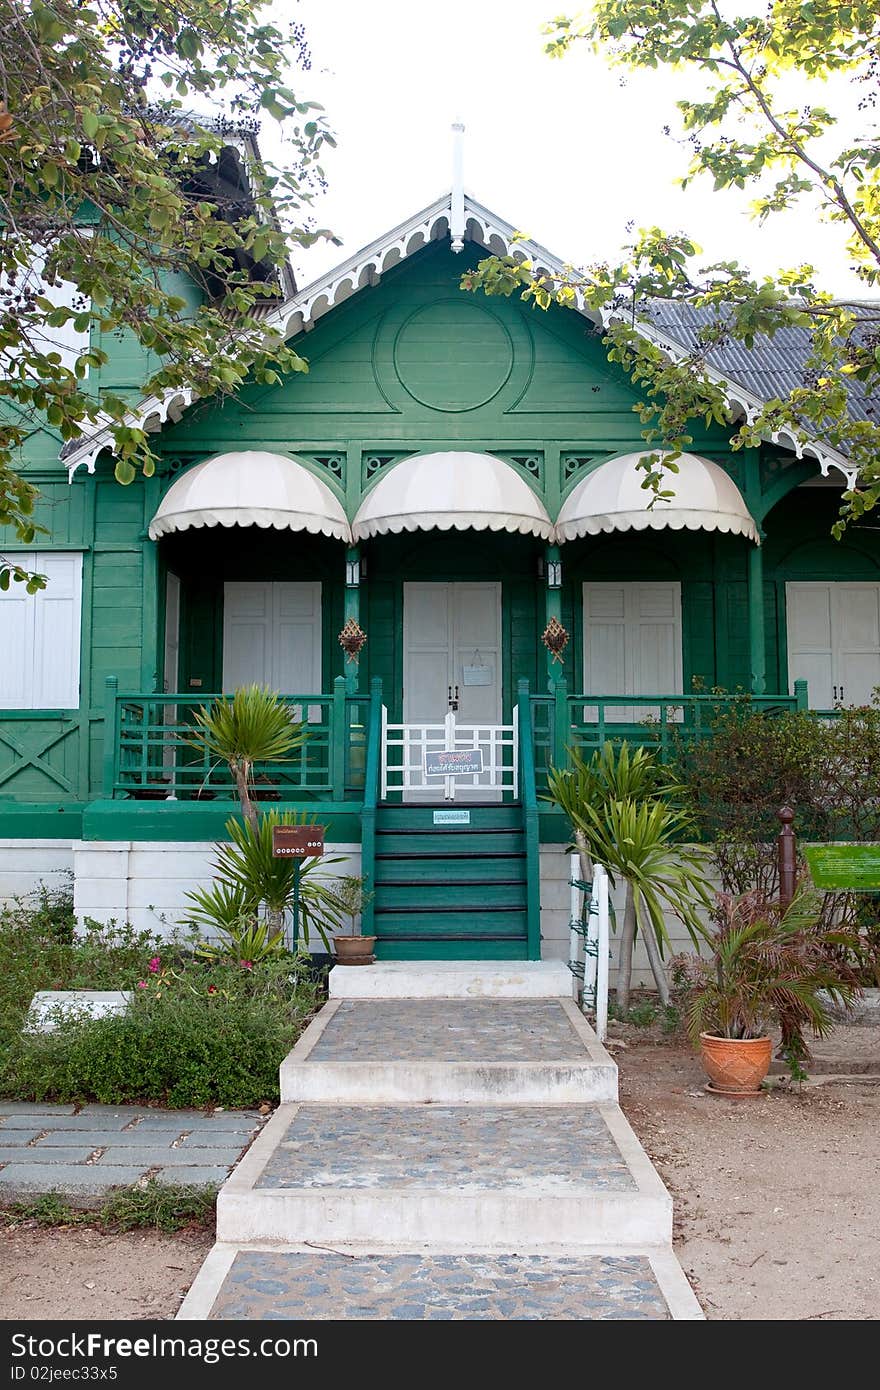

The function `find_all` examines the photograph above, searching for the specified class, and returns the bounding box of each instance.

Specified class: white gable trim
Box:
[61,191,857,487]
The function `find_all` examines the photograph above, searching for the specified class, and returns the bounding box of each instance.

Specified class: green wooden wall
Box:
[0,239,876,829]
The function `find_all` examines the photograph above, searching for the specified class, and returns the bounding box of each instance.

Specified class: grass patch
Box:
[0,882,325,1107]
[0,1180,217,1233]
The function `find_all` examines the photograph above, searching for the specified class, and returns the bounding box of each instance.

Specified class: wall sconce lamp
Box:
[547,560,562,589]
[345,557,361,587]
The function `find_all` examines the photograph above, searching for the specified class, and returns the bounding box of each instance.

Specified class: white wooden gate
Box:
[381,708,518,801]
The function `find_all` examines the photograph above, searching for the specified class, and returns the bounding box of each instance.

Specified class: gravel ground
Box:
[614,1030,880,1320]
[0,1225,212,1320]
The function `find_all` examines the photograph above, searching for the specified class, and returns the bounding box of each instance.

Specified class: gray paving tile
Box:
[0,1147,95,1164]
[56,1128,186,1146]
[36,1130,145,1147]
[208,1250,670,1321]
[3,1114,132,1132]
[0,1164,147,1193]
[0,1114,77,1129]
[0,1131,45,1147]
[256,1105,635,1192]
[0,1102,76,1116]
[153,1166,227,1186]
[177,1132,254,1148]
[94,1147,194,1167]
[310,1001,587,1063]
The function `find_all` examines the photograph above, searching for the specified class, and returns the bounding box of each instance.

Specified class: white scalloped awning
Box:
[352,451,554,541]
[148,451,351,542]
[555,451,759,544]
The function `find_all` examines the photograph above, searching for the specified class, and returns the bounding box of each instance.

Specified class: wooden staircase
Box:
[372,802,530,959]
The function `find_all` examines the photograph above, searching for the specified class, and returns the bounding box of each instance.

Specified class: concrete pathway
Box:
[180,963,703,1321]
[0,1103,264,1200]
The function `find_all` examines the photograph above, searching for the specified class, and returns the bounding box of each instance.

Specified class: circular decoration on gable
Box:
[393,299,514,412]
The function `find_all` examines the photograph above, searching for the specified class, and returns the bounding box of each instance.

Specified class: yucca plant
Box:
[185,811,344,950]
[681,889,862,1062]
[547,741,712,1011]
[191,685,307,829]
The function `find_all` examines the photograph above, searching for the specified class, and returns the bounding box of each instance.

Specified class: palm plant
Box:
[191,685,308,830]
[547,741,712,1011]
[184,811,344,950]
[681,889,862,1060]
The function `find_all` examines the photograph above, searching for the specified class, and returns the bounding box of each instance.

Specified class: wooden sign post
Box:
[271,824,326,945]
[271,824,325,859]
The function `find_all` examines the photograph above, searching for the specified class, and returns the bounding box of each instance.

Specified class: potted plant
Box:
[676,889,862,1095]
[330,874,376,966]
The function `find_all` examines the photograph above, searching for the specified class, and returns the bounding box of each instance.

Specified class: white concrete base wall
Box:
[0,839,74,906]
[73,840,362,941]
[3,834,711,992]
[539,843,712,989]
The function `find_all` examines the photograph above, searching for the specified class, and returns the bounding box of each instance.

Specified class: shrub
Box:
[0,899,166,1060]
[0,904,322,1108]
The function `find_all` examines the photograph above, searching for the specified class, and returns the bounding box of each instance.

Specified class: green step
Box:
[375,857,526,885]
[375,831,523,856]
[376,882,526,909]
[374,907,528,935]
[377,804,523,831]
[375,939,529,960]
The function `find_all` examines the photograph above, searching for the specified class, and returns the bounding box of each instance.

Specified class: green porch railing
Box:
[359,677,383,938]
[103,675,371,801]
[531,679,811,787]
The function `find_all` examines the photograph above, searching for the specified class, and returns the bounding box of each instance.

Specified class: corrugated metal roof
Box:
[647,302,880,426]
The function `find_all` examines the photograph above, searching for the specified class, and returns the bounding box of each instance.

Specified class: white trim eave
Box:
[61,190,859,488]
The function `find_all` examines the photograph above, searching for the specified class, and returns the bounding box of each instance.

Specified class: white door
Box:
[787,582,880,707]
[223,581,322,717]
[583,582,683,721]
[404,582,502,725]
[403,582,503,799]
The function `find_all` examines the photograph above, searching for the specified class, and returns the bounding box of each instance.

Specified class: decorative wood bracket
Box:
[541,616,569,664]
[338,618,367,663]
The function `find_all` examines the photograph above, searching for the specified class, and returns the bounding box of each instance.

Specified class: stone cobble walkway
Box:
[309,1000,588,1062]
[209,1249,671,1321]
[0,1102,263,1198]
[257,1104,637,1191]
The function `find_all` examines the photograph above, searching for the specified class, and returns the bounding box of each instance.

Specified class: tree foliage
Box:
[464,3,880,529]
[0,0,335,587]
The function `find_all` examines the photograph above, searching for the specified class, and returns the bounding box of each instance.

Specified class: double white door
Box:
[583,582,683,720]
[403,582,502,725]
[400,582,504,799]
[787,582,880,707]
[222,582,322,711]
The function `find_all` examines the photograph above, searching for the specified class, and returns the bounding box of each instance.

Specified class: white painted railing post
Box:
[595,863,610,1044]
[444,709,456,801]
[568,851,581,1002]
[380,705,389,800]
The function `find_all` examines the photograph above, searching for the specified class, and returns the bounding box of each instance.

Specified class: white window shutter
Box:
[0,553,82,709]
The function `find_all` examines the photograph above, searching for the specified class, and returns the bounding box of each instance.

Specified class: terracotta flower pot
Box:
[333,935,377,966]
[699,1032,773,1096]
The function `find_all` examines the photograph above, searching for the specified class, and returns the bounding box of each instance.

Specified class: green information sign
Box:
[803,843,880,891]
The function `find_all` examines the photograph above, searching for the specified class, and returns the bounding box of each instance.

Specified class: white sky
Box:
[272,0,872,296]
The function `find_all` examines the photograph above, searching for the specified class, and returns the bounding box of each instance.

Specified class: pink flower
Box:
[240,960,253,970]
[148,956,161,973]
[136,980,148,989]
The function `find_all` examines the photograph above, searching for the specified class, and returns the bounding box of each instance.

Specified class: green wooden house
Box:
[1,189,875,963]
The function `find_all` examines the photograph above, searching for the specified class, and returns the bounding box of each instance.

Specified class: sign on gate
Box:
[424,748,484,777]
[271,825,326,858]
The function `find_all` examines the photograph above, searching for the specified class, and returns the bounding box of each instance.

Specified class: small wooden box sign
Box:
[271,824,326,858]
[425,748,484,777]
